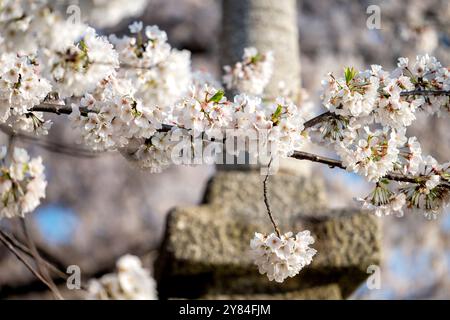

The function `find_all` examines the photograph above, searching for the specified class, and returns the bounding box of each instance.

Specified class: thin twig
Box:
[0,126,101,158]
[0,229,68,280]
[6,133,15,161]
[263,159,282,237]
[0,231,57,293]
[20,219,64,300]
[0,228,88,291]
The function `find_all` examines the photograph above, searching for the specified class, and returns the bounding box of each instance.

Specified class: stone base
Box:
[155,205,380,299]
[202,284,342,300]
[155,170,381,300]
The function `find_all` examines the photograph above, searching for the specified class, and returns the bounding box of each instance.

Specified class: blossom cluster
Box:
[40,27,119,99]
[110,22,191,110]
[250,231,317,283]
[0,2,293,172]
[0,53,52,135]
[318,55,450,218]
[172,86,307,161]
[321,55,449,125]
[87,255,157,300]
[336,126,404,182]
[0,146,47,219]
[69,77,165,151]
[129,130,177,173]
[357,155,450,220]
[232,94,307,157]
[0,1,120,134]
[72,80,308,171]
[223,47,274,96]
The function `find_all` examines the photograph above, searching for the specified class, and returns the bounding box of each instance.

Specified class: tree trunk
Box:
[220,0,301,101]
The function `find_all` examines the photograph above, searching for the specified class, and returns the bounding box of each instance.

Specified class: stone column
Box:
[221,0,302,101]
[219,0,309,175]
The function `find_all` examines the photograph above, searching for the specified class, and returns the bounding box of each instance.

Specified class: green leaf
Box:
[250,53,262,64]
[209,90,225,103]
[131,100,142,117]
[79,39,88,54]
[271,104,283,125]
[344,67,357,85]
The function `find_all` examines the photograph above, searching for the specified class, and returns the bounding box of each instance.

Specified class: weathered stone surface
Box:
[203,171,326,220]
[221,0,302,99]
[155,205,381,299]
[203,284,342,300]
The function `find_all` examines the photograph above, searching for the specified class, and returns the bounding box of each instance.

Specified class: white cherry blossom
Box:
[0,146,47,219]
[87,254,157,300]
[250,231,316,283]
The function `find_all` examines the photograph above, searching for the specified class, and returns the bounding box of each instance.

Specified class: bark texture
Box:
[221,0,301,100]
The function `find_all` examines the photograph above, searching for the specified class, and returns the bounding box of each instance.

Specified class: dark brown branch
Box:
[400,90,450,97]
[21,89,450,188]
[304,112,333,129]
[30,103,90,116]
[29,89,449,126]
[291,150,449,187]
[292,151,345,169]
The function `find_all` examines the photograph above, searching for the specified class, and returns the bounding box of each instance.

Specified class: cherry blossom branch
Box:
[33,103,335,132]
[30,103,89,116]
[301,90,449,129]
[23,88,450,190]
[29,88,449,125]
[400,90,450,96]
[292,150,450,188]
[303,112,334,129]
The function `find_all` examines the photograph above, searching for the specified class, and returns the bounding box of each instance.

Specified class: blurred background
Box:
[0,0,449,299]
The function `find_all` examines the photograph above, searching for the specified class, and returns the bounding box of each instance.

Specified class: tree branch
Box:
[0,229,68,281]
[0,126,101,158]
[19,89,450,189]
[30,103,90,116]
[29,89,449,128]
[291,150,449,187]
[304,112,334,129]
[400,90,450,97]
[263,159,281,237]
[0,231,59,296]
[20,219,64,300]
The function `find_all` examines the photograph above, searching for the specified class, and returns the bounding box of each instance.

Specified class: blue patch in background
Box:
[34,204,79,245]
